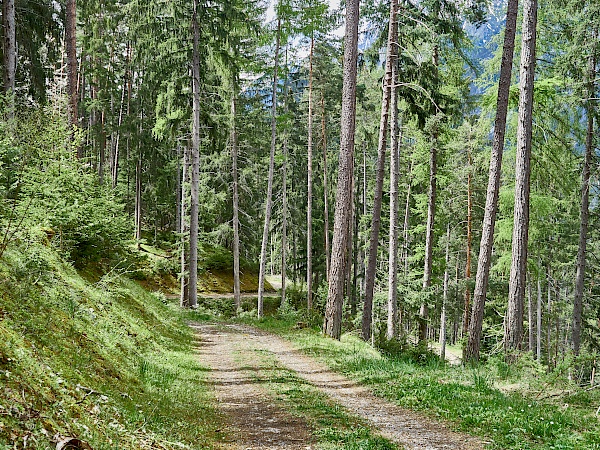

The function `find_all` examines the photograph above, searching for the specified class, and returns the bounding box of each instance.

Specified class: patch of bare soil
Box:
[193,323,484,450]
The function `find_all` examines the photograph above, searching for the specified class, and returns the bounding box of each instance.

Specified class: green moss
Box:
[0,242,222,449]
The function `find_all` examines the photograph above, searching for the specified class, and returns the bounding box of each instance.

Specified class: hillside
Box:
[0,237,223,449]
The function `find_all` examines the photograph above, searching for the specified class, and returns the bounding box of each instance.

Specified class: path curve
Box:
[193,323,484,450]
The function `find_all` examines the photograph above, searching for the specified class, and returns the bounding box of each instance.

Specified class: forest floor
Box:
[192,322,483,450]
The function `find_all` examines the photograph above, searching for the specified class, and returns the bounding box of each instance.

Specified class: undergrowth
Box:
[0,238,221,449]
[244,314,600,450]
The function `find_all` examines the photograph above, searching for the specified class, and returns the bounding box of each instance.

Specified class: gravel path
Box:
[193,323,484,450]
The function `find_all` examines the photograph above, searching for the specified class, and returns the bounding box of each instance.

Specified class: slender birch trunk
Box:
[465,0,519,361]
[505,0,538,353]
[258,19,282,317]
[324,0,360,339]
[362,0,399,341]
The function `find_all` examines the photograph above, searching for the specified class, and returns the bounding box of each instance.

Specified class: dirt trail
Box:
[193,323,484,450]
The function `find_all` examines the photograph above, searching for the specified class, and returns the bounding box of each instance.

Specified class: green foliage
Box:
[0,240,221,448]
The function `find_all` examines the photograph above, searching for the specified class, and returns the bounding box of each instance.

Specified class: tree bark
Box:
[188,0,201,309]
[362,0,398,341]
[440,223,450,362]
[66,0,79,148]
[419,46,439,344]
[322,93,331,282]
[505,0,537,354]
[387,53,401,340]
[462,144,473,335]
[281,50,290,309]
[135,154,142,243]
[180,144,190,308]
[324,0,360,339]
[537,276,542,360]
[307,36,315,310]
[258,19,282,317]
[231,91,242,312]
[464,0,519,361]
[420,136,437,343]
[572,37,596,355]
[528,281,534,353]
[3,0,16,117]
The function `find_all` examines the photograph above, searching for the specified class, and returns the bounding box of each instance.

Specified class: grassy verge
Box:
[233,340,400,449]
[0,240,222,449]
[238,314,600,450]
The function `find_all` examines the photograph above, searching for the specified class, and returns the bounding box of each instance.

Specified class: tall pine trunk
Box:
[572,38,596,355]
[231,91,241,312]
[362,0,398,341]
[3,0,16,117]
[324,0,360,339]
[257,19,282,317]
[307,36,315,310]
[419,46,439,344]
[322,93,331,281]
[505,0,537,354]
[281,49,290,308]
[464,0,519,361]
[440,223,450,362]
[188,0,201,309]
[180,145,190,308]
[66,0,79,150]
[387,52,400,341]
[462,145,473,335]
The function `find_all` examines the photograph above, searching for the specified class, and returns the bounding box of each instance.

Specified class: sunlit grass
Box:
[242,314,600,450]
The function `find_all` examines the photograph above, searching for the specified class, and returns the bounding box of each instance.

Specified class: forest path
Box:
[192,323,484,450]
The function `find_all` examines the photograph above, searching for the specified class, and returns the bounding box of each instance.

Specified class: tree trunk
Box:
[180,144,190,308]
[572,38,596,355]
[322,92,331,281]
[307,36,315,310]
[323,0,360,340]
[361,0,398,341]
[231,91,242,312]
[66,0,79,147]
[420,123,438,343]
[462,145,473,335]
[281,50,290,309]
[3,0,16,117]
[112,68,127,188]
[403,165,412,278]
[258,19,281,317]
[387,53,401,341]
[188,0,201,309]
[440,223,450,362]
[505,0,537,354]
[135,154,142,243]
[528,281,534,353]
[420,45,439,344]
[464,0,519,361]
[537,276,542,360]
